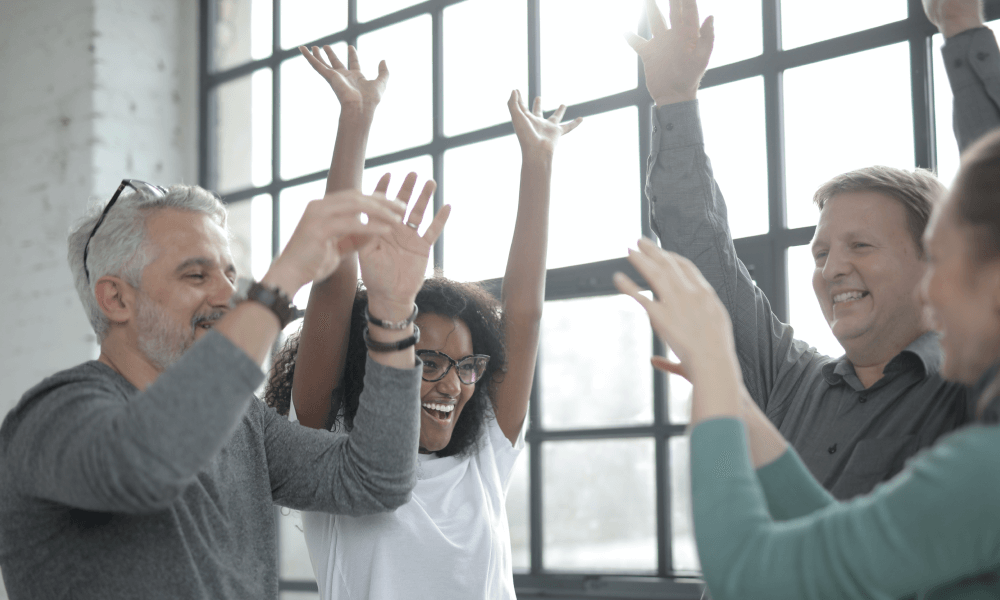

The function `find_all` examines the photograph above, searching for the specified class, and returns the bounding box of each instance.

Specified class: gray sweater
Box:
[0,330,421,599]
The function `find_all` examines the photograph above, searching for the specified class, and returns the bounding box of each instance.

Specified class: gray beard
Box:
[135,294,195,371]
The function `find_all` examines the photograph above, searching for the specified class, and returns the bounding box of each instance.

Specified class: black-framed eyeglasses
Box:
[83,179,168,284]
[416,350,490,385]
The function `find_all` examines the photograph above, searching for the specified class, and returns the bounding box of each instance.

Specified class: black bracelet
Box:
[363,324,420,353]
[365,303,419,330]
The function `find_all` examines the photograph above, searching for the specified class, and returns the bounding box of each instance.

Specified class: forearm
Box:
[291,106,375,428]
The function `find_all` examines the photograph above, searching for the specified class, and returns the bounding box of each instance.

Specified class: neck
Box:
[98,333,162,391]
[843,330,926,389]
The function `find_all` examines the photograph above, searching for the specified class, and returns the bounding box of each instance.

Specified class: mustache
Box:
[191,310,226,329]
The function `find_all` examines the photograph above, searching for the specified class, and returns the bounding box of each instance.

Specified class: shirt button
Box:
[978,51,989,61]
[828,443,837,454]
[665,122,674,131]
[859,394,868,404]
[653,125,658,133]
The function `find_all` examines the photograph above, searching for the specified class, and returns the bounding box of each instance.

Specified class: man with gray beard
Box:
[0,181,444,599]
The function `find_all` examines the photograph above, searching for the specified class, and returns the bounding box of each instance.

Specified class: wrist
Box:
[521,148,555,166]
[942,18,986,38]
[653,89,697,107]
[339,103,377,124]
[260,266,304,300]
[366,296,417,322]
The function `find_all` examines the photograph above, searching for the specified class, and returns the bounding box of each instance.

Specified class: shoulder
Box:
[2,362,125,434]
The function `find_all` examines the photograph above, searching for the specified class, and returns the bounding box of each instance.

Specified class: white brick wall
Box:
[0,1,197,596]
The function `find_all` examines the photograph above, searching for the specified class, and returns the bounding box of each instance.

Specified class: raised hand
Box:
[359,173,451,318]
[507,90,583,156]
[613,238,736,383]
[922,0,984,37]
[265,191,405,296]
[299,44,389,110]
[625,0,714,106]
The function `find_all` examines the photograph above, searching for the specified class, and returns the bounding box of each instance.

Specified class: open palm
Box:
[299,44,388,108]
[508,90,583,155]
[359,173,450,305]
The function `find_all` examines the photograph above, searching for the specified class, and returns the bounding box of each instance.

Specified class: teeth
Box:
[422,403,455,413]
[833,291,866,304]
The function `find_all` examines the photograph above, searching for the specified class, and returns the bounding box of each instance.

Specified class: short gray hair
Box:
[68,184,228,342]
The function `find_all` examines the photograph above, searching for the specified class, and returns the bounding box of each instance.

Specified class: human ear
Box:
[94,276,136,325]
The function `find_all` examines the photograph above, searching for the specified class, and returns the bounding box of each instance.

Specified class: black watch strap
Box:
[363,325,420,353]
[244,281,304,329]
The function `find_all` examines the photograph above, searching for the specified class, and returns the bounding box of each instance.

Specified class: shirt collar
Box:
[821,331,943,386]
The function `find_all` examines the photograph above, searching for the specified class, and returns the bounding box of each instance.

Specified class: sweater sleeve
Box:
[262,354,421,515]
[5,331,264,513]
[646,101,820,419]
[691,418,1000,600]
[756,447,835,521]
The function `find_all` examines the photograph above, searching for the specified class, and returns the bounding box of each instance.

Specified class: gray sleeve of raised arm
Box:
[263,354,420,515]
[645,101,805,416]
[7,331,264,513]
[942,27,1000,152]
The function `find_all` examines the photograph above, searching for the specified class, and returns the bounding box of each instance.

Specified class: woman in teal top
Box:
[614,125,1000,599]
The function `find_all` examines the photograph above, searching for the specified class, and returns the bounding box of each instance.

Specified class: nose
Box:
[209,273,237,308]
[435,366,463,397]
[821,246,851,283]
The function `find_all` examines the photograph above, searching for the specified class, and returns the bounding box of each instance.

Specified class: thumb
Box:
[624,31,648,53]
[651,355,690,381]
[698,15,715,57]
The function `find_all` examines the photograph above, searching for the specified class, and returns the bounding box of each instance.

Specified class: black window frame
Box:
[198,1,998,597]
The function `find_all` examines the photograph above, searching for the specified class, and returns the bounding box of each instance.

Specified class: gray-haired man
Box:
[628,0,999,499]
[0,183,431,598]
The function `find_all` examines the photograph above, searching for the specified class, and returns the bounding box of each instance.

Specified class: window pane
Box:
[359,15,433,157]
[281,0,347,49]
[280,43,349,180]
[213,0,272,71]
[507,445,530,571]
[540,295,653,429]
[781,0,905,50]
[668,436,699,572]
[933,22,1000,188]
[216,70,273,194]
[443,135,521,282]
[543,438,656,572]
[226,195,274,282]
[787,244,845,358]
[549,107,640,269]
[278,509,315,580]
[698,0,762,67]
[443,0,528,136]
[362,155,436,276]
[699,76,768,238]
[784,43,914,229]
[540,0,643,108]
[281,594,319,600]
[358,0,423,23]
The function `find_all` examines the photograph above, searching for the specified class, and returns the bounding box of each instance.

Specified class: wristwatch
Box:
[233,277,304,329]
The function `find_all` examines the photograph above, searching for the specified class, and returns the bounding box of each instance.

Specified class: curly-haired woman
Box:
[265,44,580,599]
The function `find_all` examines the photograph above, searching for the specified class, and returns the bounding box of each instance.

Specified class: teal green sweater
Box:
[692,418,1000,600]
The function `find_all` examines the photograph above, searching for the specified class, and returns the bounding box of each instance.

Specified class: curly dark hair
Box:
[265,277,506,457]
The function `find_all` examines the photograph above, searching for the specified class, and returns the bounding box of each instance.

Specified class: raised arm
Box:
[292,45,389,428]
[492,91,582,444]
[925,0,1000,151]
[628,0,817,418]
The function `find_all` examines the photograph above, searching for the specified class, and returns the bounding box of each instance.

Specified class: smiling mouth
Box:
[832,291,869,305]
[422,402,455,423]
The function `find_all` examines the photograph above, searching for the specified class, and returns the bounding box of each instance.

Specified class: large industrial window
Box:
[200,1,998,597]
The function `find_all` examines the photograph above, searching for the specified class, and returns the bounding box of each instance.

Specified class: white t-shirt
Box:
[302,413,526,600]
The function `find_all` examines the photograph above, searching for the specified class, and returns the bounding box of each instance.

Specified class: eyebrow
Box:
[175,257,237,276]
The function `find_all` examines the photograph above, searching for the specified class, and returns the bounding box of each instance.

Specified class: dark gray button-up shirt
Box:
[646,27,1000,499]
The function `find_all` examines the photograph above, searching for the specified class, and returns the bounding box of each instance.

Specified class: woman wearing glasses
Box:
[264,45,580,599]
